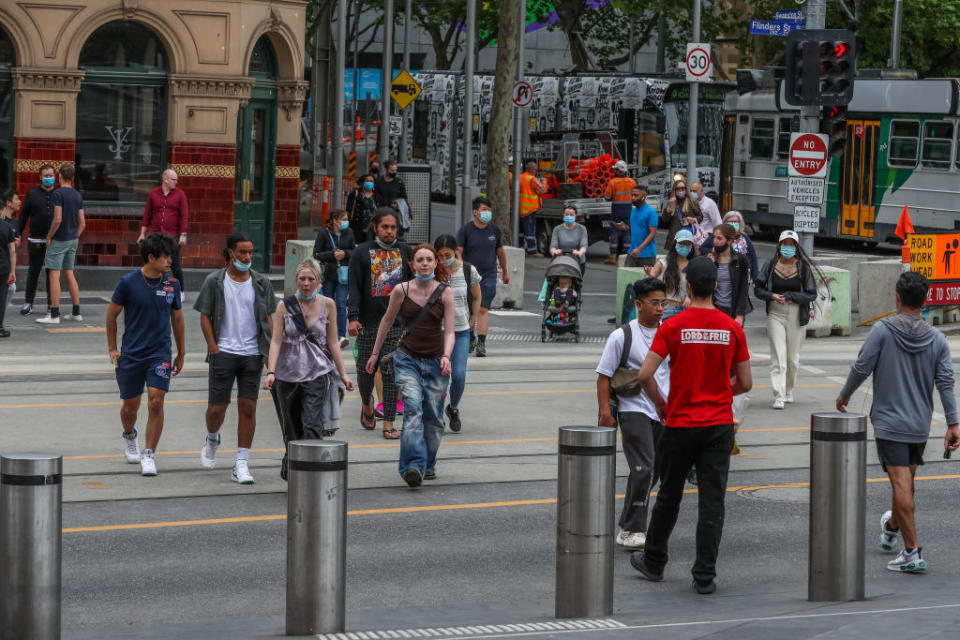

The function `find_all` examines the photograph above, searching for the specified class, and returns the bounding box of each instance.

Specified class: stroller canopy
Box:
[544,255,582,282]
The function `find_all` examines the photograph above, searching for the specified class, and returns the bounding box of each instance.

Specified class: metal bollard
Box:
[286,440,347,636]
[555,426,616,618]
[808,412,867,602]
[0,453,63,640]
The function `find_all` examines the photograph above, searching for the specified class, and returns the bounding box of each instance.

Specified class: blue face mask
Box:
[729,221,740,232]
[41,177,55,188]
[478,210,492,224]
[233,259,251,272]
[563,216,576,225]
[445,256,456,266]
[691,192,700,201]
[363,181,374,191]
[339,220,350,231]
[676,244,692,257]
[296,288,318,300]
[415,272,436,282]
[780,245,797,259]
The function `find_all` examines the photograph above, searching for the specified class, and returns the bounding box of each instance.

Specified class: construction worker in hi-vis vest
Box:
[519,161,545,257]
[603,160,637,264]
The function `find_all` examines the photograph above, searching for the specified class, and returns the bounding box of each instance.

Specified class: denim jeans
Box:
[448,329,470,408]
[394,349,449,476]
[322,279,349,338]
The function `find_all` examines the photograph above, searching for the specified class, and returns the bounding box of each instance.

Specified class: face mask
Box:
[563,216,576,225]
[296,288,318,300]
[632,199,644,206]
[715,243,728,254]
[478,210,492,224]
[375,236,395,250]
[415,272,436,282]
[729,221,740,232]
[780,245,797,259]
[691,192,700,201]
[445,256,456,267]
[233,259,251,272]
[676,190,686,199]
[676,244,692,257]
[339,220,350,231]
[363,181,374,190]
[41,177,55,188]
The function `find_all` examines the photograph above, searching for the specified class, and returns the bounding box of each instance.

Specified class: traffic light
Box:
[821,105,848,156]
[784,29,856,107]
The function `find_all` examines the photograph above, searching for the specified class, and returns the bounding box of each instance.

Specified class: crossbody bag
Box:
[327,230,349,285]
[610,324,645,397]
[284,295,324,348]
[380,282,448,366]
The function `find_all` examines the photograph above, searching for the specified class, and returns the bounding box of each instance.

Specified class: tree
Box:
[486,0,522,243]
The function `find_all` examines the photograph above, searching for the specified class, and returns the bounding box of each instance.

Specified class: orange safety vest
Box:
[603,176,636,204]
[519,173,542,217]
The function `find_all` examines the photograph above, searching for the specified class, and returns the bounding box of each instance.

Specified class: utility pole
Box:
[461,0,477,225]
[399,0,412,162]
[889,0,903,69]
[350,0,358,155]
[332,0,347,208]
[685,0,701,188]
[379,0,395,163]
[511,0,525,250]
[311,8,331,174]
[800,0,826,256]
[655,3,666,74]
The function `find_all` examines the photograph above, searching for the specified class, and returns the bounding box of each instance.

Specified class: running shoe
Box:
[475,343,487,357]
[339,337,350,349]
[375,403,384,419]
[396,399,404,415]
[65,314,83,322]
[424,470,437,480]
[887,547,925,573]
[232,459,255,484]
[784,393,795,403]
[446,405,462,433]
[879,510,899,552]
[403,468,422,488]
[140,449,157,476]
[772,398,785,410]
[20,303,32,316]
[469,339,476,354]
[36,314,60,324]
[620,532,646,549]
[201,433,220,469]
[122,428,141,464]
[693,579,717,594]
[629,552,663,581]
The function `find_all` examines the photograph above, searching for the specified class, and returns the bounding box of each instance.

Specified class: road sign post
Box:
[684,29,709,189]
[787,132,828,239]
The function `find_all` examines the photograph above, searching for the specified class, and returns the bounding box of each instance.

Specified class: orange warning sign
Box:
[909,233,960,280]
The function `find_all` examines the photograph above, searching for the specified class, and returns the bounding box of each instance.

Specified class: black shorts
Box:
[876,437,926,471]
[208,352,263,404]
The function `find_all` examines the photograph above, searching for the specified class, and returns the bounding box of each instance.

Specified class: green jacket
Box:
[193,267,278,362]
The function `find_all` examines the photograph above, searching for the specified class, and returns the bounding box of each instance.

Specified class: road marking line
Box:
[44,327,106,334]
[802,365,826,374]
[60,473,960,534]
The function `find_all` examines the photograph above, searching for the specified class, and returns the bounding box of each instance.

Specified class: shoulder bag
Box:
[284,295,324,348]
[327,230,349,285]
[610,324,645,397]
[380,282,448,367]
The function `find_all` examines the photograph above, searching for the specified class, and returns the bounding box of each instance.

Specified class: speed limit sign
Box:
[685,43,712,82]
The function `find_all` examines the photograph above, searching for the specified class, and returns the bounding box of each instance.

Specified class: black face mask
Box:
[714,242,728,254]
[632,198,645,206]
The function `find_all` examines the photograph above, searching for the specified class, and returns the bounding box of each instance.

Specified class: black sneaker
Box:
[403,468,422,488]
[280,454,288,481]
[687,465,698,486]
[446,405,462,433]
[0,328,9,338]
[424,470,437,480]
[693,579,716,594]
[475,343,487,357]
[469,339,476,354]
[629,552,664,582]
[20,303,32,316]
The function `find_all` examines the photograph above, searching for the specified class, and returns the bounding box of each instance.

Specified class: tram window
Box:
[776,119,792,160]
[749,118,775,159]
[921,121,953,169]
[888,120,919,167]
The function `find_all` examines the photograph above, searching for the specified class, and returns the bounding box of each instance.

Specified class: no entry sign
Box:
[789,133,829,178]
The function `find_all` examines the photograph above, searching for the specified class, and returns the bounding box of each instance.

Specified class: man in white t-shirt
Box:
[194,233,277,484]
[597,278,670,549]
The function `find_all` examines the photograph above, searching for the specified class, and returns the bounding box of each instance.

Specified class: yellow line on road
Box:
[61,473,960,534]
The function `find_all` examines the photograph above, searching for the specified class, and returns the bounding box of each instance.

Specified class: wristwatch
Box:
[442,354,451,359]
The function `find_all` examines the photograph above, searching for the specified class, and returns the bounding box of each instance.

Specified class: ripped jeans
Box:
[394,349,450,477]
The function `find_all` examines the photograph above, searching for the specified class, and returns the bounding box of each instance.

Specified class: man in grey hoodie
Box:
[837,272,960,573]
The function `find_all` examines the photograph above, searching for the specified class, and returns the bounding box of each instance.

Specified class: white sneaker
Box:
[339,337,350,349]
[615,530,629,546]
[36,314,60,324]
[232,459,254,484]
[180,292,186,304]
[772,398,785,410]
[122,429,141,464]
[887,547,926,573]
[65,314,82,322]
[879,510,899,552]
[784,393,794,403]
[200,434,220,469]
[140,449,157,476]
[621,532,646,549]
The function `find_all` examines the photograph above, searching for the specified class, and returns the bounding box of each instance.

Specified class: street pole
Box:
[312,11,330,173]
[799,0,826,257]
[350,0,358,155]
[511,0,524,252]
[685,0,701,187]
[890,0,903,69]
[629,18,636,74]
[461,0,477,226]
[332,0,347,208]
[655,3,666,74]
[399,0,412,162]
[379,0,395,163]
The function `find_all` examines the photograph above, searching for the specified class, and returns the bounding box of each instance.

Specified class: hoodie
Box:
[840,313,957,443]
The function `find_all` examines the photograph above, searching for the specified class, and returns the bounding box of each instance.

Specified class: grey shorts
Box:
[45,238,78,271]
[208,352,263,404]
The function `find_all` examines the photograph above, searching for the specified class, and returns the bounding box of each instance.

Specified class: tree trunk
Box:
[486,0,520,244]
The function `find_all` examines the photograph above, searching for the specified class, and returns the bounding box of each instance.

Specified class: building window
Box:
[776,118,792,160]
[888,120,919,167]
[0,26,13,192]
[76,21,169,203]
[921,121,953,169]
[749,118,775,159]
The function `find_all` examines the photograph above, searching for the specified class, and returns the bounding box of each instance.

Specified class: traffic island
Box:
[807,265,852,337]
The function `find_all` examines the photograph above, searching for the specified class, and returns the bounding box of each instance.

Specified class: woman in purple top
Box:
[264,258,354,479]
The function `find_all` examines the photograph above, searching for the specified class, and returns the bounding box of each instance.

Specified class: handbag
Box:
[380,283,448,367]
[610,324,644,397]
[327,231,349,285]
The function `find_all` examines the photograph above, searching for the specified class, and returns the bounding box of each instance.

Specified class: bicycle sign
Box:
[685,43,712,82]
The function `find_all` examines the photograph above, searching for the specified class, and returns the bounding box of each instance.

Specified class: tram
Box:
[722,76,960,243]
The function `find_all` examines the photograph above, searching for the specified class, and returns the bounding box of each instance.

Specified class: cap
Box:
[674,229,695,245]
[614,160,627,172]
[685,256,718,287]
[778,230,799,244]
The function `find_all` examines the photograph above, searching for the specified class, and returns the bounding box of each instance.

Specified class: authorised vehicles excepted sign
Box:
[793,205,820,233]
[787,177,825,205]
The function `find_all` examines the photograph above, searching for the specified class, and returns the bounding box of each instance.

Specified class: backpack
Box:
[462,260,475,312]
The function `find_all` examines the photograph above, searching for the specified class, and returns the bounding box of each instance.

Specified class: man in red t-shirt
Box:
[138,169,188,297]
[630,256,752,594]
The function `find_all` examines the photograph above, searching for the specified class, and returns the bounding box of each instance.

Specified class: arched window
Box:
[0,26,14,192]
[76,21,168,202]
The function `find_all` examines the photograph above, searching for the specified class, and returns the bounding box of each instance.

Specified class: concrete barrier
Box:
[615,267,648,325]
[813,256,863,313]
[285,240,315,297]
[856,259,907,327]
[491,246,525,309]
[807,265,852,337]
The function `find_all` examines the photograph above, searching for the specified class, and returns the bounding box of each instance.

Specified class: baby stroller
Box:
[541,255,583,343]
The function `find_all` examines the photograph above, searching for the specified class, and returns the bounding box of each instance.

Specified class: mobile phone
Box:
[945,449,952,460]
